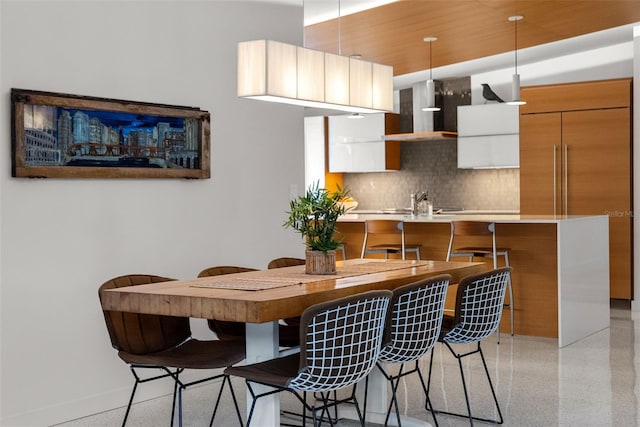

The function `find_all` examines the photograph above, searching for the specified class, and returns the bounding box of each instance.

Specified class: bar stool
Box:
[337,244,347,260]
[446,221,513,337]
[361,219,421,260]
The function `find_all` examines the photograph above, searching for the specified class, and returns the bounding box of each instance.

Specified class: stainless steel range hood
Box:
[384,77,470,142]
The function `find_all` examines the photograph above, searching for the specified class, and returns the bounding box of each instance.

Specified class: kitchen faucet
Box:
[410,191,428,216]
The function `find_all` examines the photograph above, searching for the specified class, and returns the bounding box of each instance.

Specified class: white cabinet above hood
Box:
[457,104,519,169]
[328,113,400,172]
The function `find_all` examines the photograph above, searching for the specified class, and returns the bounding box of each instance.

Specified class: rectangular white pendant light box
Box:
[237,40,393,114]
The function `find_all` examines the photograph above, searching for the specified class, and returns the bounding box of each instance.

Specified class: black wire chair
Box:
[427,267,512,426]
[372,274,451,427]
[225,290,392,427]
[446,221,514,341]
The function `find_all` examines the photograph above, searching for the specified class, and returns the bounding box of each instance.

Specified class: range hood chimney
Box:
[412,80,439,132]
[385,77,470,142]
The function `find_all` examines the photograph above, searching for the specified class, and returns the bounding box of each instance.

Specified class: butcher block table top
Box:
[100,259,486,324]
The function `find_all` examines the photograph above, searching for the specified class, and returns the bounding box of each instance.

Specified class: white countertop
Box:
[338,213,608,224]
[351,209,520,215]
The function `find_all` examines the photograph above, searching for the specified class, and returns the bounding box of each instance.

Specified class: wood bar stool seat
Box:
[361,219,421,260]
[446,221,514,338]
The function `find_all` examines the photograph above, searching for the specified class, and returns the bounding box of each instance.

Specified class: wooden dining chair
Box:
[99,274,245,427]
[224,290,392,427]
[198,265,259,340]
[197,265,300,348]
[266,257,305,269]
[266,258,307,336]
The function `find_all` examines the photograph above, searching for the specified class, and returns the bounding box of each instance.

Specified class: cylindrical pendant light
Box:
[422,37,441,112]
[506,15,526,105]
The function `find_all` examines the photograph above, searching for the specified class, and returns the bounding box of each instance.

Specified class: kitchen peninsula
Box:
[337,213,610,347]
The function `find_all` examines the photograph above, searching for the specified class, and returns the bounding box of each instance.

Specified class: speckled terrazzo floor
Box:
[54,301,638,426]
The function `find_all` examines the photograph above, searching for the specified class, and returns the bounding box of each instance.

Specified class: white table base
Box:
[245,322,280,427]
[337,364,432,427]
[245,324,431,427]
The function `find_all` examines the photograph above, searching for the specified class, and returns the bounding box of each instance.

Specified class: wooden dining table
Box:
[101,258,486,427]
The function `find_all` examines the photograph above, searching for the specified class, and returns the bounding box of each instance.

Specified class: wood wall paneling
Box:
[323,116,344,192]
[304,2,640,77]
[337,221,559,338]
[520,78,632,114]
[384,113,401,170]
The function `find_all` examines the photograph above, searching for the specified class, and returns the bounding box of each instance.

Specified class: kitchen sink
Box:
[381,208,413,214]
[349,208,411,215]
[350,208,458,218]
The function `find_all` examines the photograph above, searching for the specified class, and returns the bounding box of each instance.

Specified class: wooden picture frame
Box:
[11,89,210,179]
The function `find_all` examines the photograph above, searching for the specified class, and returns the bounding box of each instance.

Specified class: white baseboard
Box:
[2,370,223,426]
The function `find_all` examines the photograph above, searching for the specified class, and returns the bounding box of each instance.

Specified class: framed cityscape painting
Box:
[11,89,210,179]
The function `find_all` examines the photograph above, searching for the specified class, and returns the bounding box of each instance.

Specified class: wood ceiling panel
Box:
[305,0,640,76]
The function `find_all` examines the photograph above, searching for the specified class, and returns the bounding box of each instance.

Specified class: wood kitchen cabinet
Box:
[520,78,632,299]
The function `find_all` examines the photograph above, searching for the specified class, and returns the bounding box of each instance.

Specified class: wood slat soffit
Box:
[304,0,640,77]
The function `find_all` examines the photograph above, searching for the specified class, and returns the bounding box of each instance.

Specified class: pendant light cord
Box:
[508,15,523,75]
[424,37,437,80]
[338,0,342,55]
[429,40,433,80]
[514,17,518,74]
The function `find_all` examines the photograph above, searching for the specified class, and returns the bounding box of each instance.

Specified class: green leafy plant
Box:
[284,182,348,254]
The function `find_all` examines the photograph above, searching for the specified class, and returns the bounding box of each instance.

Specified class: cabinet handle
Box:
[553,145,557,215]
[564,145,568,214]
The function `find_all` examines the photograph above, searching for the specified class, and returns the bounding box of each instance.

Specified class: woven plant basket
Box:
[305,249,337,275]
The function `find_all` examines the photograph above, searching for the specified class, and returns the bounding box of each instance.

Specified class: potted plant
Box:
[284,182,348,274]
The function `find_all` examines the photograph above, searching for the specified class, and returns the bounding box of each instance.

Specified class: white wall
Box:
[0,1,305,425]
[304,116,326,189]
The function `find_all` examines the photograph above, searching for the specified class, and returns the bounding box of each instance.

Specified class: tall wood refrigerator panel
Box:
[520,79,632,299]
